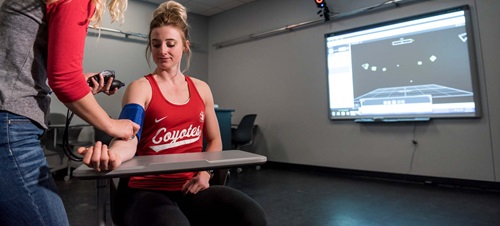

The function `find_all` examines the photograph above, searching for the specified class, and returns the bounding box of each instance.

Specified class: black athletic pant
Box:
[115,185,267,226]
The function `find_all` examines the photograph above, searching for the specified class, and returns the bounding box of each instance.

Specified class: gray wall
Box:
[48,0,500,182]
[208,0,500,182]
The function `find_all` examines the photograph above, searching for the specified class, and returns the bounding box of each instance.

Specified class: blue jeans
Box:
[0,111,69,226]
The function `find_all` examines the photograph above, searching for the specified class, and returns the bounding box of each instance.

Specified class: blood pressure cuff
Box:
[118,103,145,142]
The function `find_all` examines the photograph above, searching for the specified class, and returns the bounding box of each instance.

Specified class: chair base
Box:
[234,165,261,174]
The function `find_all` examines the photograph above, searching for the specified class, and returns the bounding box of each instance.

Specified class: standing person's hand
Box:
[85,72,118,95]
[106,119,140,141]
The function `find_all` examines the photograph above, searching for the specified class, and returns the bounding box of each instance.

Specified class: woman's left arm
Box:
[196,80,223,152]
[181,79,222,194]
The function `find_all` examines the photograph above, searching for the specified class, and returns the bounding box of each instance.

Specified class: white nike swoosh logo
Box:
[155,116,167,123]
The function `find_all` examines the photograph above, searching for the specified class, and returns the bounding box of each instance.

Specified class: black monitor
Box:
[325,5,481,122]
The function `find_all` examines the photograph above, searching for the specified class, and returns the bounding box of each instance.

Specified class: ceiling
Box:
[137,0,256,17]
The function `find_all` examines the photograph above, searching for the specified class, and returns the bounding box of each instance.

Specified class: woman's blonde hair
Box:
[146,1,191,72]
[46,0,127,27]
[91,0,127,27]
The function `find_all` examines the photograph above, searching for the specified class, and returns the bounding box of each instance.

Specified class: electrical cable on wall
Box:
[87,26,201,49]
[88,26,148,39]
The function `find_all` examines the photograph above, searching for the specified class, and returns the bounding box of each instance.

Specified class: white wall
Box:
[475,0,500,183]
[208,0,500,182]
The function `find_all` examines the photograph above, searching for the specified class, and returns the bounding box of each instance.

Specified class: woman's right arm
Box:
[78,138,138,172]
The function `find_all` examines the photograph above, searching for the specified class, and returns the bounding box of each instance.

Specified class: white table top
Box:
[73,150,267,179]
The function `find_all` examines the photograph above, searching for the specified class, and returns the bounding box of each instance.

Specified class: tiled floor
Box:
[56,164,500,226]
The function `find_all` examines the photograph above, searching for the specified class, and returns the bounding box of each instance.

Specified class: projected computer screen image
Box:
[325,5,481,121]
[354,84,474,116]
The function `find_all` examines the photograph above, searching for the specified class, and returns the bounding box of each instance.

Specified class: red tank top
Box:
[128,74,205,191]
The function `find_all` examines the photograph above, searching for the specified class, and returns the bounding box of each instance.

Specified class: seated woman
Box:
[78,1,267,225]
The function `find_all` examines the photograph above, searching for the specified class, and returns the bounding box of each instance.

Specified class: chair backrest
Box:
[232,114,257,147]
[41,127,58,151]
[42,113,67,152]
[49,113,66,125]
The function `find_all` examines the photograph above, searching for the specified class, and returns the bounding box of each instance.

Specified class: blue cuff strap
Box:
[118,103,145,141]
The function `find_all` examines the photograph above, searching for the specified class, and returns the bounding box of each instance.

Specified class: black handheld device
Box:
[87,70,125,90]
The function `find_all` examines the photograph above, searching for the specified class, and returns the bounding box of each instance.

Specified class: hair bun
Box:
[153,1,188,25]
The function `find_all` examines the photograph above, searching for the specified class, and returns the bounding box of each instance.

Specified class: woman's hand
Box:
[85,72,118,95]
[182,171,211,195]
[77,141,123,172]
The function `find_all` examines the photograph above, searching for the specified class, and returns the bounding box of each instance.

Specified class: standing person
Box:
[0,0,139,225]
[78,1,267,225]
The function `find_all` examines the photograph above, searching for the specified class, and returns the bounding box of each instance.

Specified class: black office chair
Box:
[93,127,229,225]
[231,114,258,173]
[49,112,67,125]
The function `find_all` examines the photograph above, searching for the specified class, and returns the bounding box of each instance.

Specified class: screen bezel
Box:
[324,5,482,121]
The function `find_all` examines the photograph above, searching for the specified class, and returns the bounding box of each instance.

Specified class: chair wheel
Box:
[256,165,261,170]
[64,175,70,182]
[236,168,243,174]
